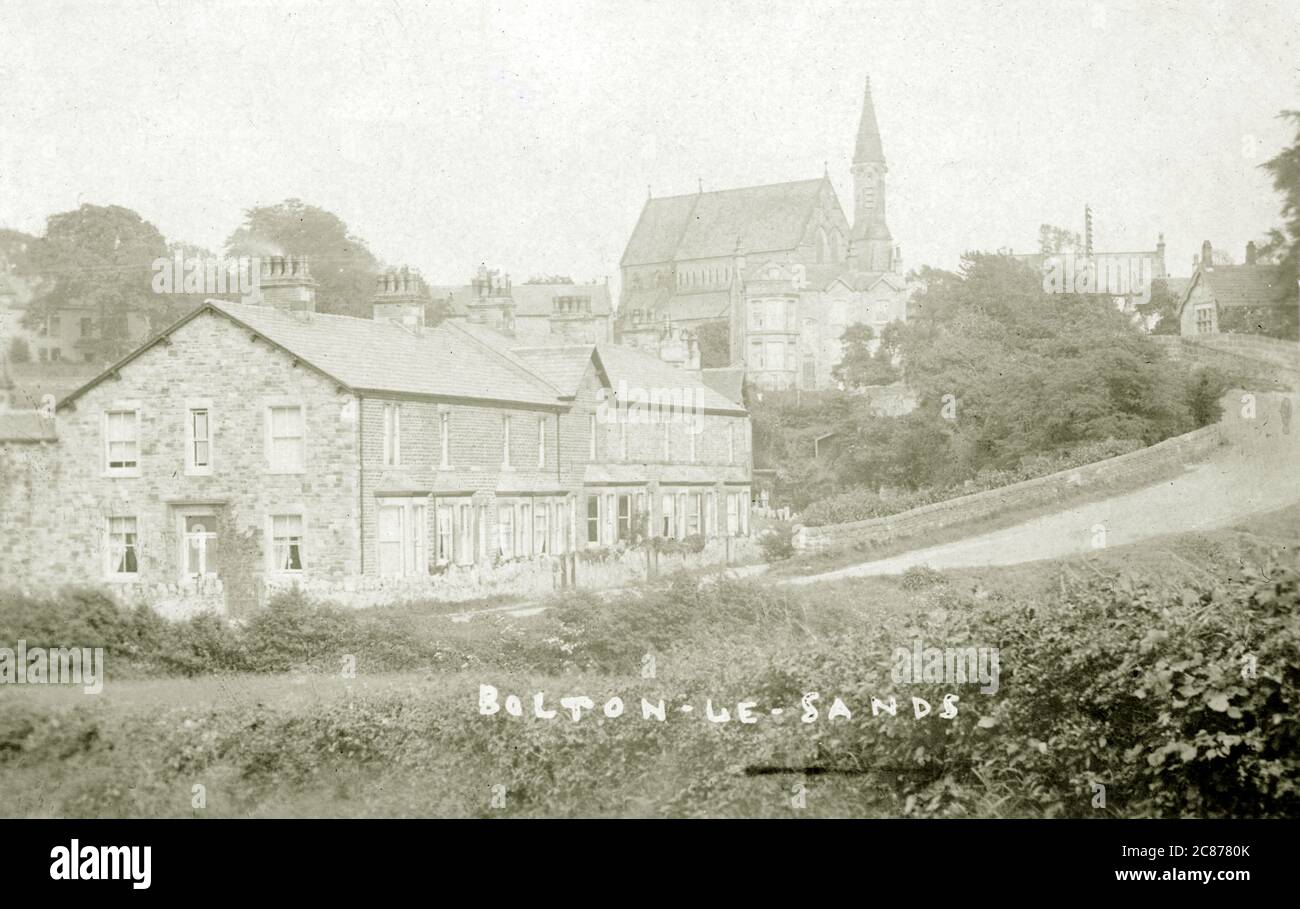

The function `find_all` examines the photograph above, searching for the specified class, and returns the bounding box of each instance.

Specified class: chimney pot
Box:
[1201,240,1213,268]
[1246,241,1257,265]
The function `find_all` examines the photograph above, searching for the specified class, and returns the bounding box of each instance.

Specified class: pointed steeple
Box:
[848,75,893,273]
[853,76,885,164]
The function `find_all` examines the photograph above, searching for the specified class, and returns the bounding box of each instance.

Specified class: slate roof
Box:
[446,322,747,414]
[60,299,566,410]
[593,342,746,414]
[621,178,831,267]
[700,367,746,405]
[507,346,600,397]
[1192,264,1297,310]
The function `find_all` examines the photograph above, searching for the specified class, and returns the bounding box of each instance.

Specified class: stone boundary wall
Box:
[1187,334,1300,370]
[1151,335,1299,387]
[794,423,1227,552]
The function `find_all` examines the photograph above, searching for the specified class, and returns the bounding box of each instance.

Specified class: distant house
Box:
[1176,241,1298,339]
[0,253,150,365]
[1013,233,1170,330]
[0,360,100,411]
[428,266,614,344]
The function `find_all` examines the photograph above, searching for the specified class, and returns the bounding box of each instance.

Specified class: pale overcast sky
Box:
[2,0,1298,292]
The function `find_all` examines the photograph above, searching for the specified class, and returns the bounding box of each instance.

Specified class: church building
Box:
[617,77,910,390]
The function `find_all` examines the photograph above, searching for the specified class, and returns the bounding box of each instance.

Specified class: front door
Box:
[180,510,220,580]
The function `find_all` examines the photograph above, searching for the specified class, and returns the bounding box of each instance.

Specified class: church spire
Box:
[847,75,893,273]
[853,75,885,165]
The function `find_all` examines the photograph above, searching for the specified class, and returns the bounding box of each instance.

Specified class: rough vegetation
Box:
[1,508,1295,818]
[751,254,1239,514]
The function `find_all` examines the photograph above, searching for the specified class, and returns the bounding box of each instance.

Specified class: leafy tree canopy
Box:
[832,322,899,388]
[19,204,170,362]
[1260,109,1300,272]
[225,198,379,319]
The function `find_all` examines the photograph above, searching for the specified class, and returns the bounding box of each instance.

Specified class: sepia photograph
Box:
[0,0,1297,889]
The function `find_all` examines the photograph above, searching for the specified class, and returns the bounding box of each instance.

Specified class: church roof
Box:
[854,76,886,164]
[621,178,831,267]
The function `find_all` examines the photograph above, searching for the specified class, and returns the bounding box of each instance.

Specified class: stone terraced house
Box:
[0,268,752,618]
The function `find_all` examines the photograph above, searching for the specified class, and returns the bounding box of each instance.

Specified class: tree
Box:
[1038,223,1084,255]
[0,228,36,267]
[1260,109,1300,272]
[1137,278,1181,335]
[524,274,574,284]
[832,323,899,388]
[885,254,1205,473]
[19,205,169,362]
[224,199,379,319]
[1185,367,1229,427]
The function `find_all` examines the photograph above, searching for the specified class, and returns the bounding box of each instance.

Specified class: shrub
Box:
[759,523,795,562]
[898,565,946,589]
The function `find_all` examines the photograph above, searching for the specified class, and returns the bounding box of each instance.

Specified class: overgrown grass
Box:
[1,512,1296,818]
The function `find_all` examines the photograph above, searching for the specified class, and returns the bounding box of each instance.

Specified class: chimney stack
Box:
[371,266,428,328]
[251,255,317,312]
[1246,241,1257,265]
[1201,240,1213,269]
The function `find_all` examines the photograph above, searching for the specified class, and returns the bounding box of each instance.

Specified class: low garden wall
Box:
[794,422,1227,553]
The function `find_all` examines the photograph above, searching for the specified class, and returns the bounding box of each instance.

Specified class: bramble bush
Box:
[741,565,1300,817]
[1,559,1296,817]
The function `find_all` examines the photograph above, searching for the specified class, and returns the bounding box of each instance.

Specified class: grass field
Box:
[1,503,1296,818]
